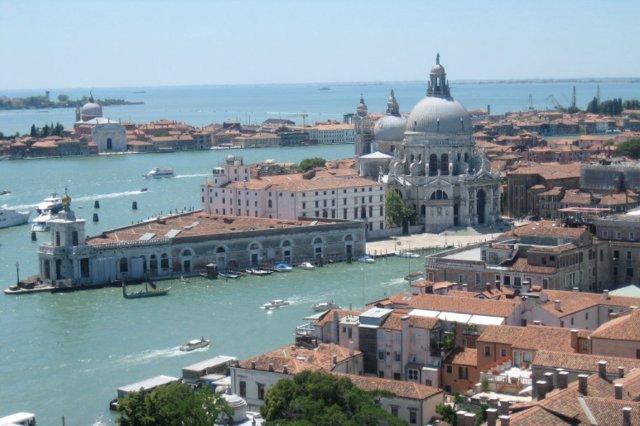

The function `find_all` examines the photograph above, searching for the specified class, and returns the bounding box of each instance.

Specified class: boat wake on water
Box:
[119,345,208,365]
[8,190,148,210]
[174,173,209,179]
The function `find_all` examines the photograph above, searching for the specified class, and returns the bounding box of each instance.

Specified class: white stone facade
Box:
[92,123,127,152]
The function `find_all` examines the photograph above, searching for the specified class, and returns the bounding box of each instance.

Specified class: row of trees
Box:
[298,157,326,172]
[30,122,65,138]
[586,97,640,116]
[616,139,640,159]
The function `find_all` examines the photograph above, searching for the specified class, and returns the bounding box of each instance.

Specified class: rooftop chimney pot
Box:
[558,371,569,389]
[615,383,624,400]
[499,415,511,426]
[598,360,608,379]
[623,406,632,426]
[554,299,561,310]
[578,374,588,395]
[619,366,625,378]
[536,380,548,400]
[486,408,498,426]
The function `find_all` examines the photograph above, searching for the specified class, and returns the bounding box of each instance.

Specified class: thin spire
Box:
[436,53,440,65]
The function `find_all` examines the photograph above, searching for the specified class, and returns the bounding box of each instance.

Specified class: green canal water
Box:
[0,146,422,424]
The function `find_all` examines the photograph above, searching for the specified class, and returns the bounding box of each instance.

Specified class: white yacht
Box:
[180,337,210,352]
[145,168,174,178]
[31,193,64,232]
[358,255,375,264]
[0,206,30,229]
[298,262,315,270]
[262,299,290,310]
[312,301,340,312]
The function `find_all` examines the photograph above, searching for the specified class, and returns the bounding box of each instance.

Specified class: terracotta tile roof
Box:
[87,211,351,245]
[591,310,640,341]
[379,312,440,331]
[382,292,519,318]
[508,257,556,274]
[538,290,640,318]
[533,350,640,375]
[507,221,588,240]
[444,348,477,367]
[237,343,360,374]
[333,373,442,400]
[222,168,378,192]
[443,289,478,299]
[315,308,363,327]
[477,325,577,353]
[507,162,582,180]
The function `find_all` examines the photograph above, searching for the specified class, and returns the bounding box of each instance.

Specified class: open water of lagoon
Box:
[0,145,426,424]
[2,80,640,135]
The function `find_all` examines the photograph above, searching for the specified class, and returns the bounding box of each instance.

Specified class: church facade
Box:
[357,55,501,233]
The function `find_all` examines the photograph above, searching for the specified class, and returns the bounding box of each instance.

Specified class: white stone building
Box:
[306,123,356,144]
[357,55,501,233]
[74,97,127,153]
[201,156,386,237]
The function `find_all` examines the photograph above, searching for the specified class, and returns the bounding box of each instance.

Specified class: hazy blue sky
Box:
[1,0,638,90]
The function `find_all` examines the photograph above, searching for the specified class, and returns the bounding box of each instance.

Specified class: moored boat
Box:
[298,262,315,270]
[399,251,421,258]
[219,271,242,279]
[246,268,273,276]
[122,278,170,299]
[180,337,210,352]
[358,255,375,263]
[312,301,340,312]
[0,206,30,229]
[273,262,293,272]
[262,299,290,309]
[31,193,64,232]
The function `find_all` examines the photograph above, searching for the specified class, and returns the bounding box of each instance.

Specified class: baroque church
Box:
[356,55,501,233]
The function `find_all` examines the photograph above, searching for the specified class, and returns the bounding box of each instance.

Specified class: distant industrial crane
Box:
[528,94,534,111]
[266,111,310,127]
[571,86,577,110]
[547,95,563,110]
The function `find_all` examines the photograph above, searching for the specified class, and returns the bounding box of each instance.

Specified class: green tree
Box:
[57,94,69,103]
[436,404,457,425]
[623,99,640,110]
[30,124,37,137]
[298,157,326,172]
[41,125,50,137]
[153,130,170,137]
[616,139,640,159]
[586,97,599,114]
[385,190,414,228]
[261,371,406,425]
[117,382,231,426]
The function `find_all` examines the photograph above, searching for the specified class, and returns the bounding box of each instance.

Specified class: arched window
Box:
[119,258,128,273]
[181,248,193,257]
[441,154,449,175]
[160,253,169,269]
[313,237,323,245]
[106,138,113,150]
[429,154,438,176]
[344,234,353,241]
[313,237,324,257]
[464,152,469,162]
[150,254,158,271]
[55,232,60,246]
[430,190,448,200]
[281,240,292,247]
[72,230,79,246]
[421,204,426,216]
[216,246,226,253]
[268,199,273,208]
[249,242,260,251]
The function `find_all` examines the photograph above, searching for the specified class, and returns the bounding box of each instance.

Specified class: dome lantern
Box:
[427,53,450,98]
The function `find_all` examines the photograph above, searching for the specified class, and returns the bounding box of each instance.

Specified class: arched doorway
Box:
[313,237,324,261]
[281,240,293,263]
[249,242,261,266]
[215,246,227,270]
[107,138,113,150]
[440,154,449,175]
[429,154,438,176]
[344,234,353,259]
[180,248,194,273]
[477,189,486,224]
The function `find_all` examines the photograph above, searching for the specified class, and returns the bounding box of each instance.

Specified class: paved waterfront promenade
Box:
[366,227,503,256]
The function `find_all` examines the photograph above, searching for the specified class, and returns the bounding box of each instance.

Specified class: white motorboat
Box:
[358,255,375,264]
[31,193,64,232]
[262,299,290,309]
[145,168,174,178]
[180,337,210,352]
[246,268,273,276]
[298,262,315,270]
[0,206,30,229]
[273,262,293,272]
[399,251,421,258]
[312,301,340,312]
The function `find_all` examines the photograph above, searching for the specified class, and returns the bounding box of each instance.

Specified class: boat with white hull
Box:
[0,206,30,229]
[262,299,290,309]
[145,168,174,178]
[31,193,64,232]
[180,337,210,352]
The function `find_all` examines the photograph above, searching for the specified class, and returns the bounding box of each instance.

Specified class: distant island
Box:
[0,92,144,110]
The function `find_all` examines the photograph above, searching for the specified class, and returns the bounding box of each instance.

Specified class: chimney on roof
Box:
[499,400,511,416]
[572,286,579,293]
[332,310,340,342]
[554,299,562,311]
[536,380,548,400]
[283,365,289,375]
[486,408,498,426]
[623,406,632,426]
[456,411,467,426]
[544,372,555,392]
[558,371,569,389]
[268,362,274,372]
[462,283,468,292]
[619,366,625,379]
[251,361,256,369]
[349,340,355,356]
[495,278,501,291]
[604,289,610,300]
[578,374,588,395]
[499,415,510,426]
[598,360,608,379]
[486,282,492,292]
[615,383,624,400]
[332,355,338,365]
[464,412,476,426]
[570,329,579,351]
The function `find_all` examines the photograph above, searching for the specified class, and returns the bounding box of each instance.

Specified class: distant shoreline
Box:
[0,101,144,112]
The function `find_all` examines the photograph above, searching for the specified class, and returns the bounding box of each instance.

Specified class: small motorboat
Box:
[298,262,315,270]
[246,268,273,276]
[262,299,290,309]
[358,255,375,264]
[0,189,10,195]
[145,168,174,178]
[141,188,148,192]
[219,271,241,279]
[180,337,210,352]
[312,301,340,312]
[399,251,421,258]
[273,262,293,272]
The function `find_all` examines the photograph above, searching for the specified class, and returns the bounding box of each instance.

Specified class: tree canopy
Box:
[117,382,231,426]
[385,190,414,228]
[298,157,326,172]
[616,139,640,159]
[261,371,406,425]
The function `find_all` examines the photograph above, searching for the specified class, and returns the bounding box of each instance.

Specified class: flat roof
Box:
[360,307,393,318]
[409,309,503,325]
[88,211,352,245]
[442,247,483,261]
[117,375,179,394]
[182,355,236,373]
[438,312,472,323]
[408,309,440,318]
[469,314,505,326]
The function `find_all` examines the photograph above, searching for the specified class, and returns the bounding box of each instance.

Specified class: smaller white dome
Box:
[374,115,406,141]
[431,63,445,75]
[80,102,103,120]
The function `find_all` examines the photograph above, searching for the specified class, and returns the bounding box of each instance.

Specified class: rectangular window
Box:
[393,372,401,380]
[391,406,398,417]
[501,348,507,357]
[395,352,401,362]
[408,369,419,381]
[459,366,468,380]
[257,383,265,400]
[239,381,246,397]
[409,409,417,424]
[446,365,452,373]
[378,350,385,360]
[627,267,634,277]
[628,251,633,261]
[378,371,384,378]
[484,345,491,357]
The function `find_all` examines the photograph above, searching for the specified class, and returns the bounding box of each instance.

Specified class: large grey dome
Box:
[406,96,471,135]
[374,115,406,141]
[80,102,103,120]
